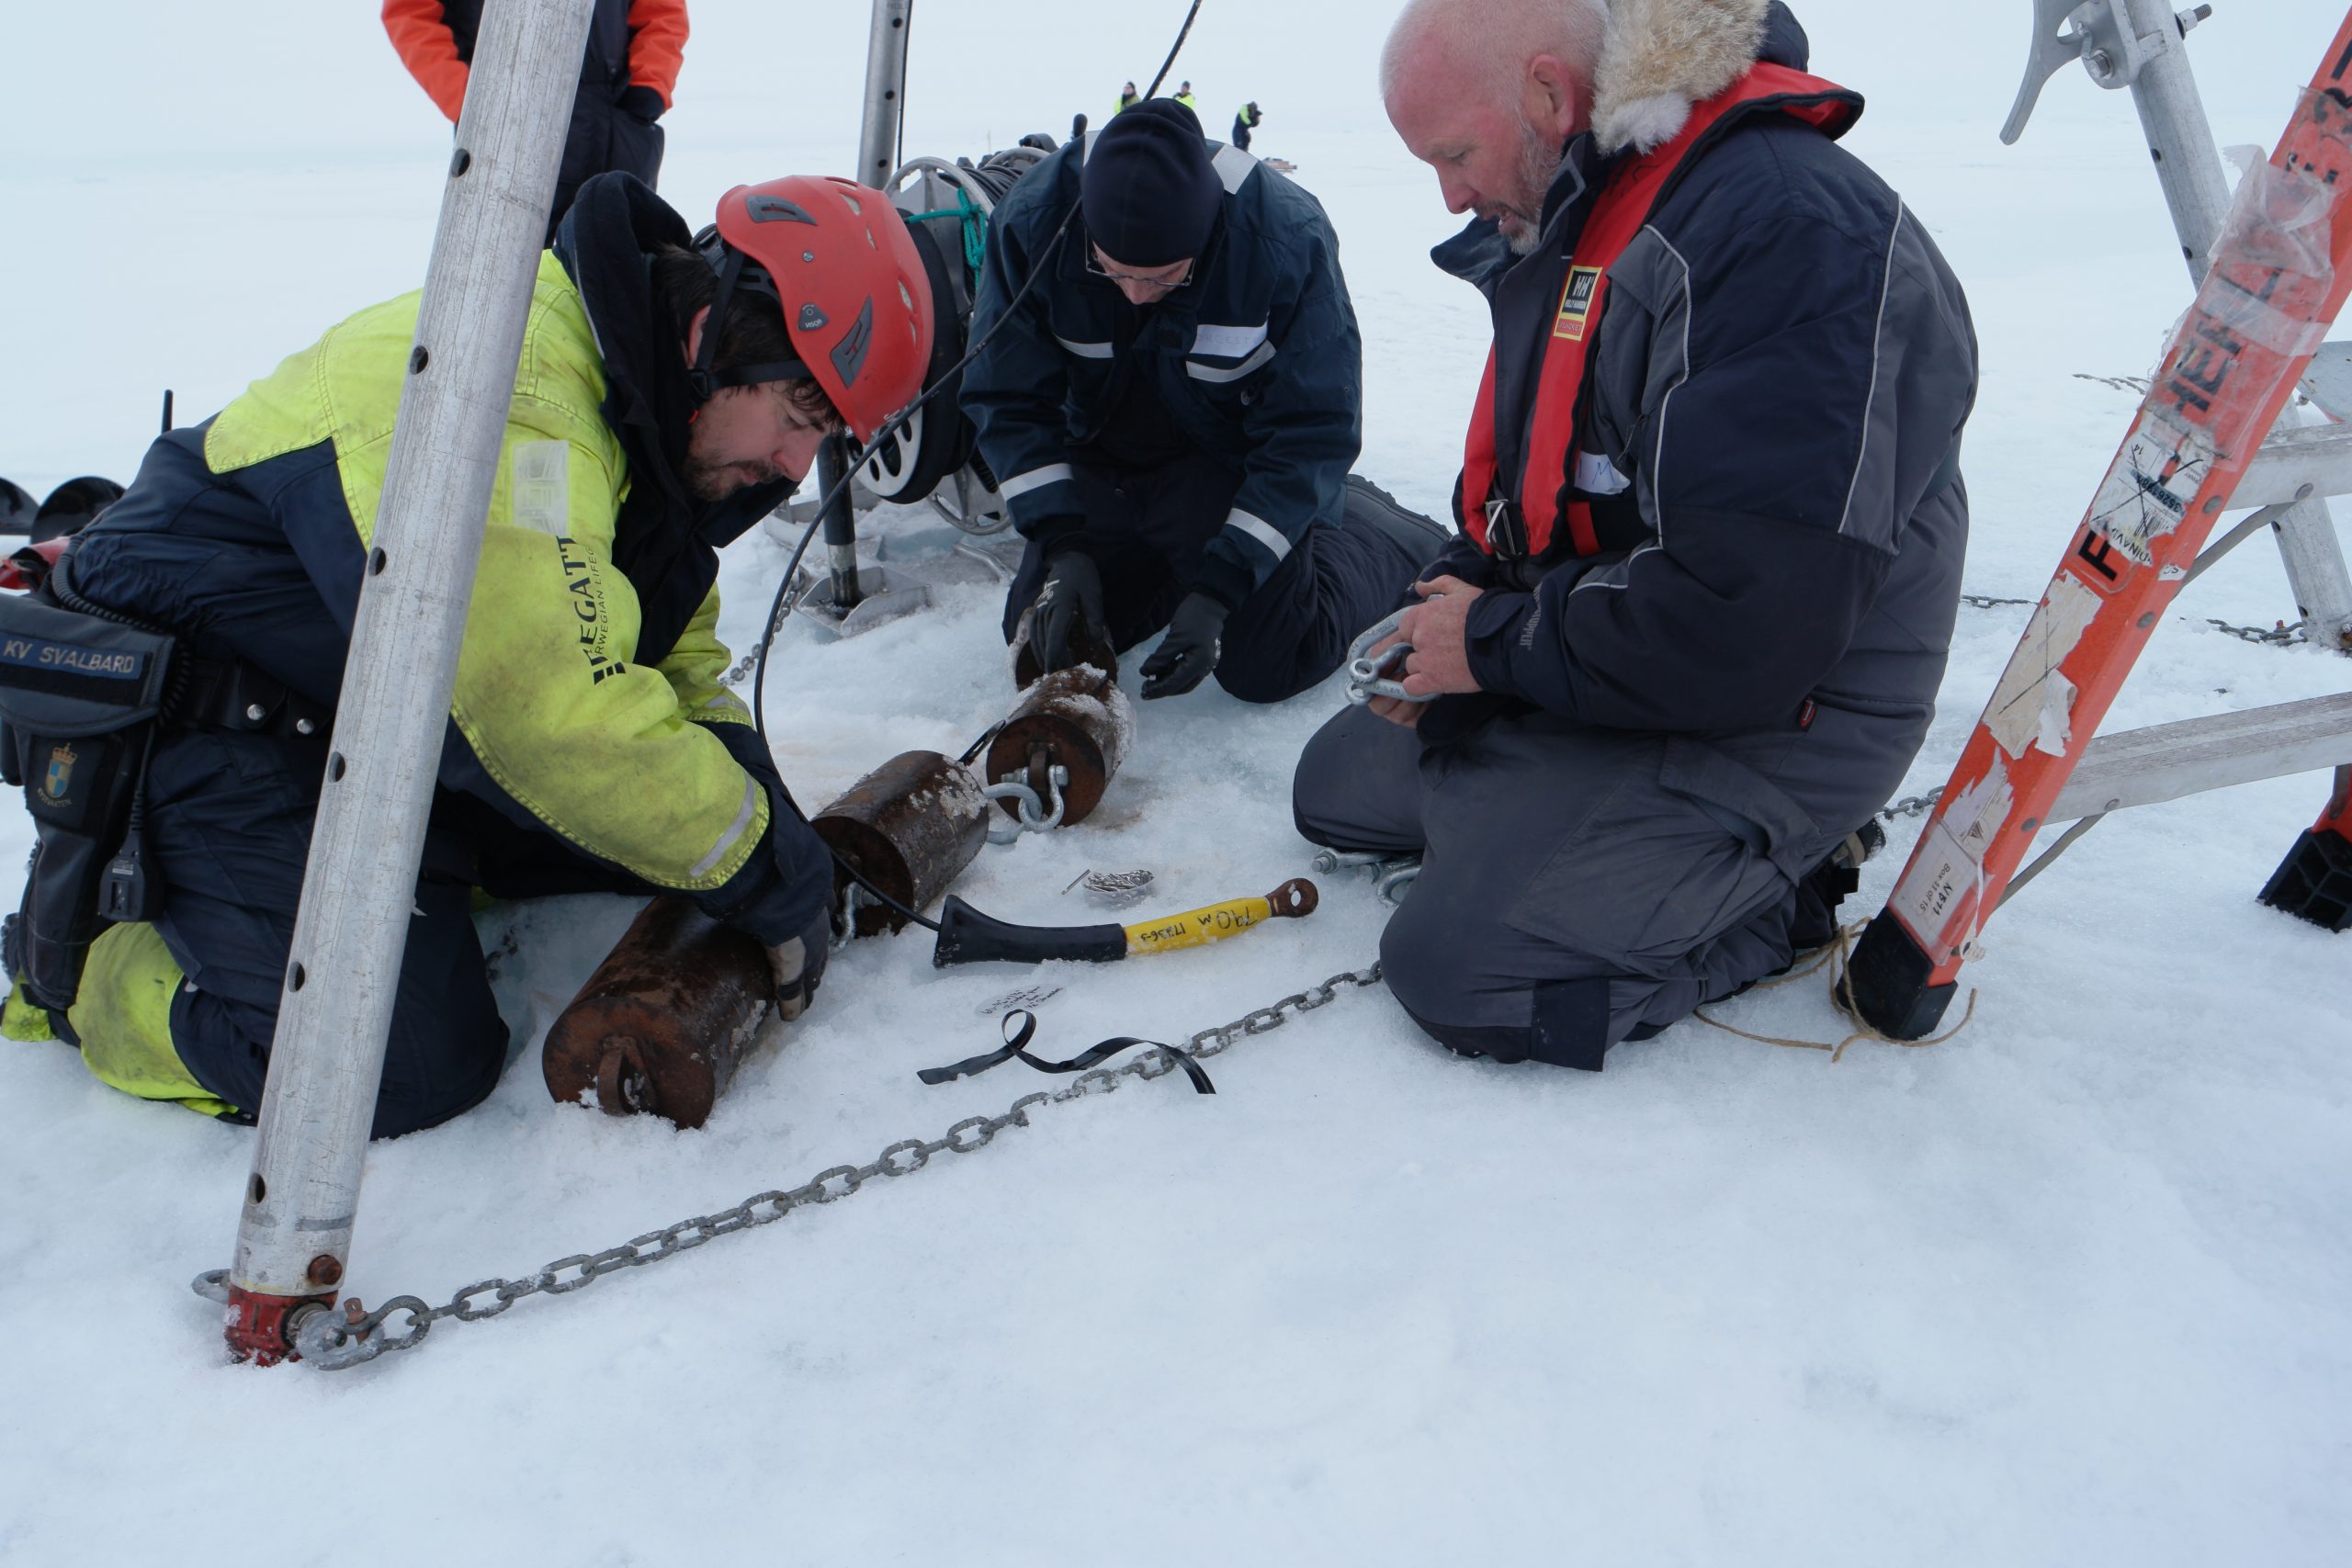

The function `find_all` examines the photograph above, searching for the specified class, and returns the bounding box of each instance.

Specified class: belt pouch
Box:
[0,593,175,1009]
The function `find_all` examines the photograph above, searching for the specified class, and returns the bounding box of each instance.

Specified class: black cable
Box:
[747,0,1205,936]
[1142,0,1204,100]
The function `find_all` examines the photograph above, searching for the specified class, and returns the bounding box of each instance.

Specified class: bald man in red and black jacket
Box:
[384,0,687,243]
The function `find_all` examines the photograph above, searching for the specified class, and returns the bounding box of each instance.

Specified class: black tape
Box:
[919,1010,1216,1094]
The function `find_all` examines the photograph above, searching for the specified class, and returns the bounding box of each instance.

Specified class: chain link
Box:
[2204,616,2311,648]
[227,966,1382,1371]
[1880,788,1943,822]
[1958,586,2325,654]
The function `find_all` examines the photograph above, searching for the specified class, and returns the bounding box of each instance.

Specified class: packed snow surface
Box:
[3,2,2348,1562]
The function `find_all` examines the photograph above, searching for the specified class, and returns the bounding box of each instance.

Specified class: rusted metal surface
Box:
[813,750,989,935]
[541,896,774,1130]
[984,665,1134,828]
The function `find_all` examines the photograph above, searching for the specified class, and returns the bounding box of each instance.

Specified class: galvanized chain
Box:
[1958,586,2322,653]
[2204,615,2311,648]
[1879,788,1944,822]
[201,965,1384,1371]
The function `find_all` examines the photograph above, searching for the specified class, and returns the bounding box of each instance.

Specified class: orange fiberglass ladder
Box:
[1847,3,2352,1038]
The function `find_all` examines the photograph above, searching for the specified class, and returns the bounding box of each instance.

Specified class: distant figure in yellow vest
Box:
[1116,80,1140,114]
[1175,81,1199,114]
[1232,100,1262,151]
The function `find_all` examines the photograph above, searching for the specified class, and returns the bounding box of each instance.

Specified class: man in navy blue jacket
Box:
[961,100,1442,702]
[1294,0,1976,1069]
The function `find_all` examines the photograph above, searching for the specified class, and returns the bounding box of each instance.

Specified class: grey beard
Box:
[1506,123,1567,254]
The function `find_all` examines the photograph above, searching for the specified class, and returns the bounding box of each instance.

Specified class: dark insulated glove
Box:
[1139,592,1229,699]
[618,85,665,123]
[1032,550,1107,674]
[767,906,831,1022]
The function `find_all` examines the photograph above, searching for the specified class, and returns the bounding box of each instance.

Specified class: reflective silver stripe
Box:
[1185,342,1277,382]
[1226,509,1291,563]
[1210,141,1256,193]
[1837,206,1906,538]
[1193,321,1268,357]
[690,774,763,881]
[1001,463,1075,501]
[1054,334,1114,359]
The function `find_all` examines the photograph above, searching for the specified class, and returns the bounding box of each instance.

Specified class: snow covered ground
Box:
[3,1,2348,1562]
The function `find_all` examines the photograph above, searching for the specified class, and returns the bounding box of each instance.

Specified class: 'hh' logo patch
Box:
[1554,267,1602,342]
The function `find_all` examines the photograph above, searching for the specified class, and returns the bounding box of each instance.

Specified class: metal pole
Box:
[2118,0,2352,649]
[855,0,912,190]
[221,0,597,1365]
[2117,0,2233,279]
[818,434,865,610]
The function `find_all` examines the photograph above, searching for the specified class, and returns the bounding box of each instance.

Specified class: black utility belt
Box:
[0,592,179,1008]
[0,591,334,1011]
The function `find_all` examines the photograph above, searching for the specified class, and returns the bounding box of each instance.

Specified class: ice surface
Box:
[1,2,2347,1563]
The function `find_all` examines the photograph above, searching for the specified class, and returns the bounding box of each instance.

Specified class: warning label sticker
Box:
[1890,761,2014,950]
[2085,412,2214,568]
[1984,576,2103,761]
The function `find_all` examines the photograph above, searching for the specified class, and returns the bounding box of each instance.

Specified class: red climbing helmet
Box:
[691,175,935,446]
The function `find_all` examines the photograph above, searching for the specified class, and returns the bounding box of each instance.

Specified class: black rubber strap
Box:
[919,1010,1216,1094]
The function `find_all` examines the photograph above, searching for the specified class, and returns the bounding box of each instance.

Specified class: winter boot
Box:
[1342,476,1453,570]
[1789,820,1886,953]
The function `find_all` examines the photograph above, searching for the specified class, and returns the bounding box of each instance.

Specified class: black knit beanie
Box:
[1081,98,1219,267]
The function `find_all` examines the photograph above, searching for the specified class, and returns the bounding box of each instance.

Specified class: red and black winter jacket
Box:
[383,0,687,124]
[1420,2,1977,753]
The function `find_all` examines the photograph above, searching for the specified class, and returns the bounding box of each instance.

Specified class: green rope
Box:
[901,187,987,281]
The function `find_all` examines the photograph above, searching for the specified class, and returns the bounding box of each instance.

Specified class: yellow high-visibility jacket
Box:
[64,248,828,943]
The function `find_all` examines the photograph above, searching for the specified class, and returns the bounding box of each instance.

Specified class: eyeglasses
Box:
[1085,247,1195,294]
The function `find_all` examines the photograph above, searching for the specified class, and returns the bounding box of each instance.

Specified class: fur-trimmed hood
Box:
[1591,0,1805,154]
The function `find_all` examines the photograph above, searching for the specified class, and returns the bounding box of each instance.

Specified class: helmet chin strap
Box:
[687,244,812,404]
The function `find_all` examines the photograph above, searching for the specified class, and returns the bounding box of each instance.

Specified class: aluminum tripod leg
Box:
[221,0,596,1365]
[2115,0,2352,649]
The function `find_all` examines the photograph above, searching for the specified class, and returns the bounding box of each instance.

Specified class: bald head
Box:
[1380,0,1607,107]
[1381,0,1610,253]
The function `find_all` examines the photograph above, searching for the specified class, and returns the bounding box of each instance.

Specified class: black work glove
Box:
[1139,592,1229,700]
[618,85,665,123]
[767,906,831,1021]
[1032,549,1108,674]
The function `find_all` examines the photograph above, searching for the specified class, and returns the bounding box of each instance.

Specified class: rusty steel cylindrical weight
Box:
[813,750,989,936]
[541,896,775,1129]
[984,664,1134,828]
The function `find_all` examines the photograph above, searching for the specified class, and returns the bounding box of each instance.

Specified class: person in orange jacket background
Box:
[384,0,688,243]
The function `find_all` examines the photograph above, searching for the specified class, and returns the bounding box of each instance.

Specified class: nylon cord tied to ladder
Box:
[920,1010,1216,1093]
[1692,921,1978,1062]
